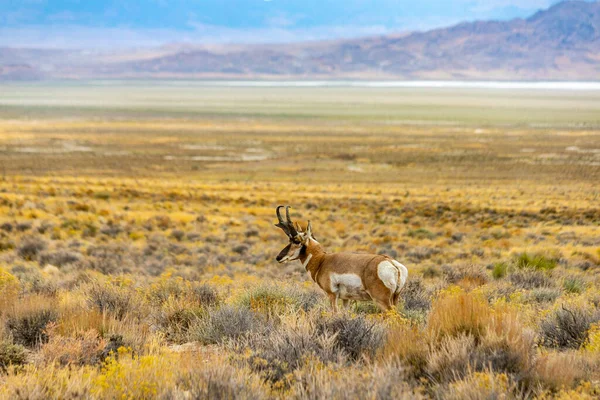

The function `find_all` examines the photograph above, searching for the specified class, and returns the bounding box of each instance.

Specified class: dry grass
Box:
[0,105,599,398]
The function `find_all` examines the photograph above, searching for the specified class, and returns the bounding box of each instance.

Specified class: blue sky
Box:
[0,0,576,48]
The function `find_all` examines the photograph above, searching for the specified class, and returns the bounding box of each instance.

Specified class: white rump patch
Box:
[378,260,409,293]
[377,261,398,292]
[391,260,409,291]
[330,273,364,297]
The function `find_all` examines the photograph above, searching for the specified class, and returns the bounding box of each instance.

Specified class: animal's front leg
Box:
[328,293,338,313]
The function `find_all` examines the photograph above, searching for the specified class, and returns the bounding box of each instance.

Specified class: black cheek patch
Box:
[299,245,307,257]
[276,244,291,261]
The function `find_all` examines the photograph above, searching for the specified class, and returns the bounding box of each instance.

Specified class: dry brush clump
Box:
[5,295,59,347]
[381,288,542,396]
[539,303,600,349]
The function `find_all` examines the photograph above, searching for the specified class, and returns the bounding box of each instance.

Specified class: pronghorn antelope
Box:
[274,206,408,312]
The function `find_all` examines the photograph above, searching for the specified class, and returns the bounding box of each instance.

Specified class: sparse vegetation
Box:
[0,87,599,398]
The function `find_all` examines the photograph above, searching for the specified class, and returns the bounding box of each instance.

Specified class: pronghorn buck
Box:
[275,206,408,312]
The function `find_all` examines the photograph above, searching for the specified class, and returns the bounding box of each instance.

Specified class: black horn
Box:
[275,205,290,236]
[285,206,298,237]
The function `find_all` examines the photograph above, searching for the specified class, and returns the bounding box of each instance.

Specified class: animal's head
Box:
[274,205,314,263]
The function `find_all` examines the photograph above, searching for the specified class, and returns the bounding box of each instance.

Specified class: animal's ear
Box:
[306,221,312,238]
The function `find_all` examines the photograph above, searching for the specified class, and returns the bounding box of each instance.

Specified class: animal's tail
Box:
[391,260,408,293]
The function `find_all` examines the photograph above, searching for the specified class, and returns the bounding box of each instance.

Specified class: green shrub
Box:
[0,340,27,372]
[563,277,585,294]
[238,285,319,317]
[514,252,557,271]
[492,262,508,279]
[407,228,436,240]
[352,302,381,315]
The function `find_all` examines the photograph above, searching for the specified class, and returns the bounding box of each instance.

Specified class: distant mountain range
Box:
[1,1,599,81]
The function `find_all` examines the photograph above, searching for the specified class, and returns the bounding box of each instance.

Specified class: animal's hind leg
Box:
[328,293,339,313]
[392,291,402,306]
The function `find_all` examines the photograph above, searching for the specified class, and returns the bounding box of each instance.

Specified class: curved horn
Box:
[285,206,298,237]
[275,205,290,236]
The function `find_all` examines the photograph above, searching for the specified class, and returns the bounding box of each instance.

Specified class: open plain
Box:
[0,82,599,399]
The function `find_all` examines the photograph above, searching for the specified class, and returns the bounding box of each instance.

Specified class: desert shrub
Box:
[94,191,111,200]
[0,363,95,399]
[97,334,127,361]
[162,361,267,400]
[16,221,32,232]
[82,244,134,275]
[492,262,508,279]
[145,275,219,308]
[6,296,59,347]
[190,306,258,345]
[17,236,47,261]
[152,297,206,342]
[407,246,440,261]
[38,249,82,267]
[380,322,429,378]
[40,327,105,366]
[192,283,220,307]
[539,305,600,349]
[533,351,583,391]
[238,285,319,317]
[0,222,13,232]
[514,252,557,271]
[0,267,20,312]
[37,221,54,234]
[170,229,185,241]
[563,276,586,294]
[445,371,518,400]
[186,232,201,241]
[508,269,554,289]
[428,289,490,341]
[400,278,431,311]
[245,314,341,387]
[427,334,475,382]
[407,228,436,240]
[426,314,534,384]
[99,223,122,237]
[0,238,15,251]
[0,340,27,372]
[352,301,381,315]
[233,244,249,254]
[524,287,562,304]
[442,264,489,288]
[478,306,536,375]
[85,280,140,320]
[293,360,421,400]
[316,314,383,362]
[92,348,176,399]
[422,265,441,278]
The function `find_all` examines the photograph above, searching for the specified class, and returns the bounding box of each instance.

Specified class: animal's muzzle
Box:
[276,244,291,263]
